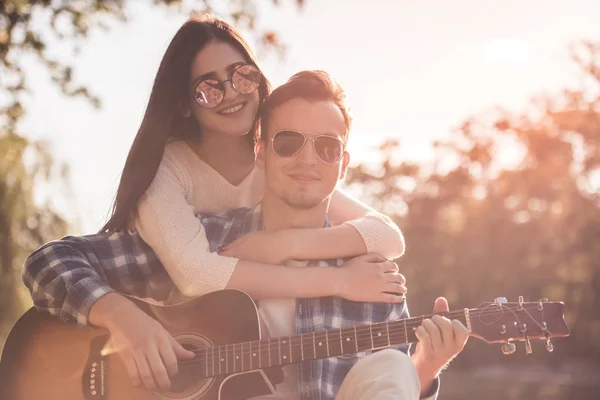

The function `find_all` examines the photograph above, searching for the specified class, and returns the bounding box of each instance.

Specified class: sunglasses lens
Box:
[194,79,224,108]
[314,136,344,163]
[273,130,306,157]
[232,64,262,94]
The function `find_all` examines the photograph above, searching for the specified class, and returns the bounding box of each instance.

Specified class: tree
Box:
[346,40,600,399]
[0,0,303,348]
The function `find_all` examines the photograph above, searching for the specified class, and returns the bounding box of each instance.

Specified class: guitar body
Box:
[0,289,283,400]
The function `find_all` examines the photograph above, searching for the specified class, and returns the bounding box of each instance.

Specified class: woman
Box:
[23,13,407,392]
[101,13,405,300]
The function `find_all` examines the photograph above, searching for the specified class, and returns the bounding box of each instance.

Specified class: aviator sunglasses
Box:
[271,130,346,164]
[193,64,262,109]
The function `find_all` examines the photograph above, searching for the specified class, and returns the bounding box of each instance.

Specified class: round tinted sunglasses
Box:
[271,130,346,164]
[193,64,262,109]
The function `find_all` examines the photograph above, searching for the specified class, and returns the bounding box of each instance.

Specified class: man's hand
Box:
[336,253,407,303]
[411,297,469,396]
[90,293,195,392]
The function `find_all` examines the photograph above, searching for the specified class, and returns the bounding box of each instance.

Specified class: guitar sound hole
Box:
[169,343,203,394]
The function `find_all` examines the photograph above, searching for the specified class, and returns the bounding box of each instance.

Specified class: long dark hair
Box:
[101,14,271,233]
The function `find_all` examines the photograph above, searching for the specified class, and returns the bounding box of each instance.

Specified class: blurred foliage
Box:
[0,0,302,347]
[346,40,600,399]
[1,1,598,398]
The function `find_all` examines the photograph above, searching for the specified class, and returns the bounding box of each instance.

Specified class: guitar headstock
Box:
[469,296,570,355]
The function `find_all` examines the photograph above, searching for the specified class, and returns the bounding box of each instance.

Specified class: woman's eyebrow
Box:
[192,61,247,83]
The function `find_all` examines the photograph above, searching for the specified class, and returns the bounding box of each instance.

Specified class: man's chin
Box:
[284,196,323,210]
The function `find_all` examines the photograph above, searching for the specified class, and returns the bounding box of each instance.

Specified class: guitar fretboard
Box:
[194,310,469,377]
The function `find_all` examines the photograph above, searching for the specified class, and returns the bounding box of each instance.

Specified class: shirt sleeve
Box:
[22,239,115,327]
[327,188,405,259]
[134,152,239,298]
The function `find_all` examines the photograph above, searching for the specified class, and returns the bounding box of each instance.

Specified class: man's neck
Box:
[261,193,329,231]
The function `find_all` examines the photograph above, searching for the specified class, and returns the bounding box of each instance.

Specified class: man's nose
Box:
[295,138,318,164]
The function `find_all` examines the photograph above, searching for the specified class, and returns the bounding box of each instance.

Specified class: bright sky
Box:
[19,0,600,233]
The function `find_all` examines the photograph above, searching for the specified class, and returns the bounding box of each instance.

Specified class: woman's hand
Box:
[219,230,295,264]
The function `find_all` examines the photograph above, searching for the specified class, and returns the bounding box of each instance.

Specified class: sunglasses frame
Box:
[270,130,346,164]
[192,63,262,109]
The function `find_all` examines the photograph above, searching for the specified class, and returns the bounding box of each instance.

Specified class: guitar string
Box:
[174,305,552,368]
[184,305,547,358]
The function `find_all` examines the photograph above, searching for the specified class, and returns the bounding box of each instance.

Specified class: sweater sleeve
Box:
[134,151,238,298]
[328,188,405,259]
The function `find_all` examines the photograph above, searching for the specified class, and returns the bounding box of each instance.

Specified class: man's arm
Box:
[22,237,116,326]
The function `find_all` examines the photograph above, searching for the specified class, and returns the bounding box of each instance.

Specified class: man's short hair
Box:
[258,70,352,142]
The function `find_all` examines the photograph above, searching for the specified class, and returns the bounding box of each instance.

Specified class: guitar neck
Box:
[195,309,470,377]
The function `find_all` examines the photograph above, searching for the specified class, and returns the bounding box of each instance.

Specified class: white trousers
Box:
[336,349,421,400]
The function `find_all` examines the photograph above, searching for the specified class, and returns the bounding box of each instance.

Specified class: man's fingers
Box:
[172,337,196,360]
[146,347,172,392]
[432,315,454,349]
[452,320,470,349]
[414,325,431,350]
[422,318,443,350]
[121,354,142,387]
[159,339,180,378]
[432,297,449,314]
[134,352,157,391]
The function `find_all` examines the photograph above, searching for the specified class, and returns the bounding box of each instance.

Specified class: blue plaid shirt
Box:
[23,204,439,400]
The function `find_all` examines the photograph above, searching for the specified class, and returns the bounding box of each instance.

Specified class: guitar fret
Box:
[314,331,328,359]
[404,319,408,343]
[205,348,208,377]
[388,320,405,345]
[301,332,316,361]
[278,338,282,365]
[218,346,222,375]
[369,324,374,350]
[371,322,389,349]
[313,332,317,359]
[289,335,293,363]
[279,337,291,365]
[385,322,391,346]
[212,346,215,376]
[260,339,270,369]
[268,338,274,367]
[325,330,330,357]
[225,344,230,374]
[327,329,342,357]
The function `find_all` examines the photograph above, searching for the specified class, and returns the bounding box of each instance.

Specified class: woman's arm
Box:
[134,151,403,300]
[325,187,405,259]
[222,187,405,264]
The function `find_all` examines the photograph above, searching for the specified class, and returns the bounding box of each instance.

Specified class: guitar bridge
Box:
[81,335,109,399]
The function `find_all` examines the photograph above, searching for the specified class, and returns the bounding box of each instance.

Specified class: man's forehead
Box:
[267,98,346,137]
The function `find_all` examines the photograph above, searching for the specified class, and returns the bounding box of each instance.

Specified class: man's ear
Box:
[339,151,350,180]
[255,140,266,169]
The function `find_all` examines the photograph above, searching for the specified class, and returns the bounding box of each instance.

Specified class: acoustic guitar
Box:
[0,289,570,400]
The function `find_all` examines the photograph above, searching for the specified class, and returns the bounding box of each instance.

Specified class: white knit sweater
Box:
[134,140,405,298]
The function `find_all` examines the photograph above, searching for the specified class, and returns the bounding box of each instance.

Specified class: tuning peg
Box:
[525,338,533,355]
[494,297,507,305]
[501,341,516,355]
[545,338,554,352]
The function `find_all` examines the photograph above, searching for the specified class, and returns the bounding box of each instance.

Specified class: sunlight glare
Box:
[481,38,533,67]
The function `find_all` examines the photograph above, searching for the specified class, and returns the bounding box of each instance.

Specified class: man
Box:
[190,70,468,399]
